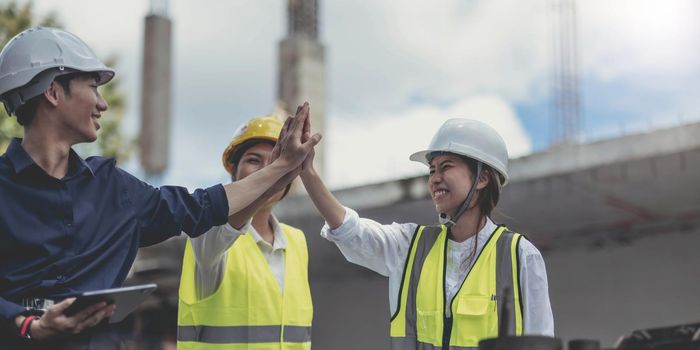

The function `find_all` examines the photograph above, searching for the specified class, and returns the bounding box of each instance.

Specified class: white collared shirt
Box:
[320,207,554,336]
[188,214,287,299]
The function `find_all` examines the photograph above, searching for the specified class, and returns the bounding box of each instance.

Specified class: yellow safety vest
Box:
[390,225,523,349]
[177,224,313,350]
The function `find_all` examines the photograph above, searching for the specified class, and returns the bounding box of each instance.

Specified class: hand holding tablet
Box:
[63,284,158,323]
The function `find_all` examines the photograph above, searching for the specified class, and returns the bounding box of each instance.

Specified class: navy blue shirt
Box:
[0,138,228,322]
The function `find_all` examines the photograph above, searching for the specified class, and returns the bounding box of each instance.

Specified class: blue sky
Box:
[20,0,700,189]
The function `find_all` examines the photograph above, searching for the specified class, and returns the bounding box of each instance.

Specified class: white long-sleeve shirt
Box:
[187,215,288,299]
[320,207,554,336]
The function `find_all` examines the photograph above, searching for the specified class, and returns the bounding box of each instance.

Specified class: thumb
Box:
[307,133,322,147]
[48,297,75,315]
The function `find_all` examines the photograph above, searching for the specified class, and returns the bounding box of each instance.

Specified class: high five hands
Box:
[269,102,322,191]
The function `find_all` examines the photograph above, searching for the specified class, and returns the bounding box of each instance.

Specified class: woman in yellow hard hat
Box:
[177,115,313,350]
[300,119,553,349]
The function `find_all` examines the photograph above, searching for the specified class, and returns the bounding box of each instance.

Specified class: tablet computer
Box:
[63,283,157,323]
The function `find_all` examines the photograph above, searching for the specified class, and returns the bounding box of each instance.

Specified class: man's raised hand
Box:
[274,102,322,170]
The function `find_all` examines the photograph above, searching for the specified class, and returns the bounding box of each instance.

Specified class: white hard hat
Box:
[410,118,510,186]
[0,27,114,114]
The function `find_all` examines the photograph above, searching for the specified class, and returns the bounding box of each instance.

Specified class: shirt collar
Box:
[5,138,95,177]
[447,216,498,245]
[247,214,287,251]
[480,217,498,238]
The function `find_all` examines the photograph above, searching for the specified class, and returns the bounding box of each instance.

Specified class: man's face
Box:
[55,75,108,144]
[234,142,285,206]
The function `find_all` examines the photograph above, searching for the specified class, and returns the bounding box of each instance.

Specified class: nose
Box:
[429,171,442,188]
[96,92,108,112]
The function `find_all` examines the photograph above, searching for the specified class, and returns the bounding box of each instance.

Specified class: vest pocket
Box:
[416,309,441,344]
[452,295,495,345]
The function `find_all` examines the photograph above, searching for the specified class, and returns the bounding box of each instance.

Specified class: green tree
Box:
[0,1,133,161]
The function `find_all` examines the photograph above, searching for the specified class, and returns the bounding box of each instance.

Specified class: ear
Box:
[476,168,490,190]
[43,81,63,107]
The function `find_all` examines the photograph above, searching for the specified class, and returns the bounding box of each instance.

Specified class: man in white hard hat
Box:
[0,27,320,349]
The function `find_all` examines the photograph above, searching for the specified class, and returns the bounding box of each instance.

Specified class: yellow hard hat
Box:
[222,115,284,175]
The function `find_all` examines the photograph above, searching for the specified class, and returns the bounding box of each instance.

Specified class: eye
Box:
[429,168,435,175]
[245,157,260,165]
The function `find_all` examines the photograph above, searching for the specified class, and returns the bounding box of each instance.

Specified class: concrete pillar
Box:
[278,0,326,178]
[140,14,172,176]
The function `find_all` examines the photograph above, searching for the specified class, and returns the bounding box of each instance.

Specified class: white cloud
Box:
[580,0,700,82]
[325,0,552,115]
[326,95,531,189]
[14,0,700,190]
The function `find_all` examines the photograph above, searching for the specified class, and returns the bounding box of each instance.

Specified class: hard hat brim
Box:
[409,149,509,186]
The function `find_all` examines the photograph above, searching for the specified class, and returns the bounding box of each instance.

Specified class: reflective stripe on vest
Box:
[177,325,312,343]
[177,223,313,349]
[391,336,478,350]
[390,225,523,349]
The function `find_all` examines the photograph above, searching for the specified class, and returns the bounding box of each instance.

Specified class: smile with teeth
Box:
[433,189,449,200]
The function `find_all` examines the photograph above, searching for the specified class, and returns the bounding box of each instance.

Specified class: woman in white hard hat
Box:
[300,118,553,349]
[177,115,313,350]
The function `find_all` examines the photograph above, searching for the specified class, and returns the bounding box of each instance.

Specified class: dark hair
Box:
[15,72,97,127]
[228,139,291,200]
[15,95,40,126]
[461,156,502,217]
[228,139,276,181]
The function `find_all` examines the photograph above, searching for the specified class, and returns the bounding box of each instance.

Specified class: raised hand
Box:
[274,102,322,170]
[270,104,301,163]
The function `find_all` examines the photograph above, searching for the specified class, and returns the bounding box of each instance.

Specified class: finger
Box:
[279,116,292,142]
[50,297,76,314]
[71,301,107,322]
[305,132,322,148]
[275,118,292,156]
[79,304,115,329]
[288,105,304,137]
[303,111,310,136]
[291,103,309,140]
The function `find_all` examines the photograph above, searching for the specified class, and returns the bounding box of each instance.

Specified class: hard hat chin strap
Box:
[439,162,482,228]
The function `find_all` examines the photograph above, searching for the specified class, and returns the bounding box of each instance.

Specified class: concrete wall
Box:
[546,227,700,347]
